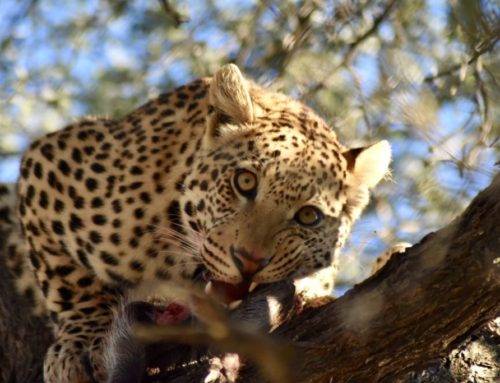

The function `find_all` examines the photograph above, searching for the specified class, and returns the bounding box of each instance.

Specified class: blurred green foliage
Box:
[0,0,498,288]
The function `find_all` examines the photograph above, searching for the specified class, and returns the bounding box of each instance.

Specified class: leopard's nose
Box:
[230,246,270,278]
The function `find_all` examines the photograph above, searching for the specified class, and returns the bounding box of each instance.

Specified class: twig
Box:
[342,0,397,66]
[135,323,293,383]
[133,285,296,383]
[423,31,499,83]
[305,0,397,95]
[158,0,189,27]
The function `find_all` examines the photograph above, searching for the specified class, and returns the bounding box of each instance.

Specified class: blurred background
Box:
[0,0,498,293]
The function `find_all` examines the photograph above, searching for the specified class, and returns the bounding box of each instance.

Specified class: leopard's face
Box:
[181,125,352,286]
[177,64,391,294]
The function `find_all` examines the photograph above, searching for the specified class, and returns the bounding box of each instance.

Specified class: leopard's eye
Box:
[233,169,258,198]
[295,206,324,227]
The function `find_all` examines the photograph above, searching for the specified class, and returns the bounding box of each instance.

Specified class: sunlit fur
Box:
[181,125,350,285]
[13,63,389,381]
[177,65,389,287]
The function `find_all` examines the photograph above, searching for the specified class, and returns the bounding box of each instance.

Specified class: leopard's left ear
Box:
[343,140,391,188]
[209,63,254,124]
[204,64,254,147]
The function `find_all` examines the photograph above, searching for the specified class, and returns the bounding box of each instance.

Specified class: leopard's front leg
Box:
[34,251,118,383]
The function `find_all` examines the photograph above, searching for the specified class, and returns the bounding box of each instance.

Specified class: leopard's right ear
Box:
[343,140,391,189]
[205,64,254,146]
[341,140,391,221]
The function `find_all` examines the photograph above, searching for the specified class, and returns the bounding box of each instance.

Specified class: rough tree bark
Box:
[0,175,498,383]
[157,174,500,383]
[260,173,499,382]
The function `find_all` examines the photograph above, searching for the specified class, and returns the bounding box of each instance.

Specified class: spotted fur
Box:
[14,64,390,381]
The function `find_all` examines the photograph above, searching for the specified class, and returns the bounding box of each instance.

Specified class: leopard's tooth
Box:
[249,282,259,292]
[205,281,213,295]
[228,300,242,310]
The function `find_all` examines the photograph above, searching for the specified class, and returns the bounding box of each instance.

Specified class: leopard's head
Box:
[180,64,390,299]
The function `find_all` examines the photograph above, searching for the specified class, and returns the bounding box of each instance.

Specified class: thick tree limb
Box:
[271,176,498,382]
[162,174,499,382]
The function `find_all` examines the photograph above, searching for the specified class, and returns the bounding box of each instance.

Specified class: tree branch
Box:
[423,30,499,83]
[158,0,189,27]
[267,173,499,382]
[306,0,397,95]
[141,174,499,382]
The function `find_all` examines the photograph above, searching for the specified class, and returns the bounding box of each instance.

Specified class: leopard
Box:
[15,63,391,382]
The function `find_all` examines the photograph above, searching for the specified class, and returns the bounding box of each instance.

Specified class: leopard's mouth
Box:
[201,270,259,308]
